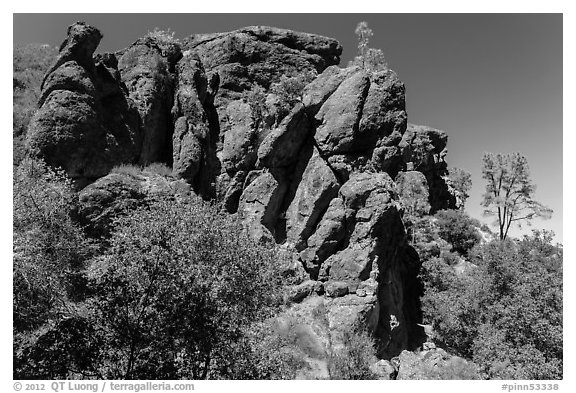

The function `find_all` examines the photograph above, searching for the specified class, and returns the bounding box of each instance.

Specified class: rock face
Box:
[399,123,456,211]
[27,22,141,185]
[118,36,182,165]
[182,26,342,208]
[29,22,462,362]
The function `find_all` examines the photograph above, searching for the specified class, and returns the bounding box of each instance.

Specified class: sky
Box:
[12,13,563,243]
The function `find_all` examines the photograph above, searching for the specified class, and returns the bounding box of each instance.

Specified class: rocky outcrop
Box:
[171,51,220,197]
[27,22,141,186]
[118,36,182,165]
[26,22,464,363]
[182,26,342,206]
[399,124,457,211]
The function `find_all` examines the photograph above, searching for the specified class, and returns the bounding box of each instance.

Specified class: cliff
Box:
[26,22,460,362]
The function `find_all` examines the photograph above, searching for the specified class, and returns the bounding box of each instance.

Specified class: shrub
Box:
[146,27,179,45]
[16,196,285,379]
[244,84,268,129]
[14,157,95,378]
[268,72,315,124]
[13,44,58,137]
[420,232,562,379]
[110,163,143,177]
[434,209,482,256]
[327,328,379,380]
[144,162,173,177]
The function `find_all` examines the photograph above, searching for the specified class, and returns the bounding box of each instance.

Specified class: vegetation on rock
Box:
[350,21,388,73]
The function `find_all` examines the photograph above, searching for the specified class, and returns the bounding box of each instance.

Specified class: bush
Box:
[144,162,173,177]
[327,328,379,380]
[16,196,286,379]
[14,157,95,378]
[13,44,58,137]
[420,232,562,379]
[110,163,143,177]
[146,27,179,45]
[434,209,481,256]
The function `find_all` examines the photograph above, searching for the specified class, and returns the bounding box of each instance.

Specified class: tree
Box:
[355,21,373,69]
[350,22,388,72]
[447,167,472,208]
[395,172,431,244]
[481,152,552,240]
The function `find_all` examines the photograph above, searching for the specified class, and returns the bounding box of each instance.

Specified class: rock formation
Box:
[26,22,461,362]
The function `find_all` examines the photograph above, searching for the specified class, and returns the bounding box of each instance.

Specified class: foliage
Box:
[110,163,143,177]
[144,162,173,177]
[146,27,180,45]
[481,152,552,240]
[434,209,481,256]
[244,84,268,130]
[350,21,388,72]
[13,157,96,378]
[13,158,94,329]
[327,328,379,380]
[13,44,58,137]
[420,231,562,379]
[222,318,309,379]
[447,167,472,208]
[268,72,315,124]
[395,172,431,244]
[15,195,287,379]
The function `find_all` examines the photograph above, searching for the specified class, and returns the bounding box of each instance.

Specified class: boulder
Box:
[302,65,357,115]
[314,68,370,155]
[286,280,324,303]
[220,100,258,172]
[370,359,397,380]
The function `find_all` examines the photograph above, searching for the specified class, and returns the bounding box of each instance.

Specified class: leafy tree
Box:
[481,152,552,240]
[434,209,481,256]
[13,158,94,329]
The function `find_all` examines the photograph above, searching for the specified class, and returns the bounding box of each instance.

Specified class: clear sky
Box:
[13,13,563,243]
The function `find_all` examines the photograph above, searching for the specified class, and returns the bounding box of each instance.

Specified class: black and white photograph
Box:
[9,6,566,388]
